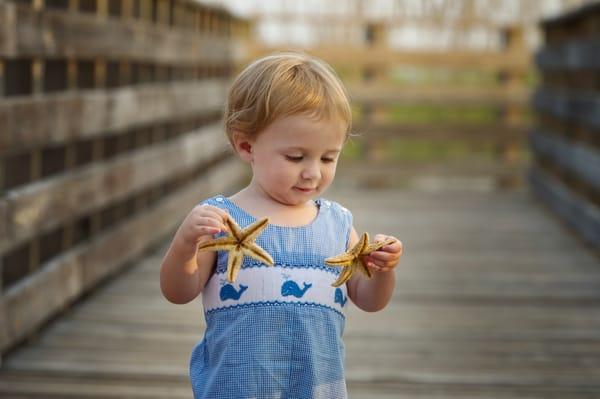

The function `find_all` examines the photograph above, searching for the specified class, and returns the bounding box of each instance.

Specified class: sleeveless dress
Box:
[189,195,353,399]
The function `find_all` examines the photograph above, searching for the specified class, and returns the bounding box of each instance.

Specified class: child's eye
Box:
[285,155,303,162]
[321,157,336,163]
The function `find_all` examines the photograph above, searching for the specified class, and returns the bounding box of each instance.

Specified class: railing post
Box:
[496,25,526,166]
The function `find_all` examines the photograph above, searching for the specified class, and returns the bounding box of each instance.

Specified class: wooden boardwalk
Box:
[0,185,599,398]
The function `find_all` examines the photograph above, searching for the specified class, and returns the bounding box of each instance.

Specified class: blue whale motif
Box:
[220,284,248,301]
[334,288,347,307]
[281,280,312,298]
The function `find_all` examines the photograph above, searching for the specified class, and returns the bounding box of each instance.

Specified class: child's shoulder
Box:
[197,194,230,210]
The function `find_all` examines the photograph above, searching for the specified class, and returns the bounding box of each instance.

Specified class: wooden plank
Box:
[0,4,16,57]
[250,11,514,29]
[1,123,228,255]
[0,200,7,242]
[0,2,232,64]
[2,185,600,397]
[532,87,600,130]
[349,85,529,107]
[530,129,600,191]
[353,122,527,142]
[0,254,4,365]
[535,37,600,70]
[529,165,600,249]
[1,370,598,399]
[0,370,191,398]
[0,59,4,97]
[336,188,600,395]
[79,157,244,298]
[245,44,532,72]
[0,79,227,152]
[0,157,246,353]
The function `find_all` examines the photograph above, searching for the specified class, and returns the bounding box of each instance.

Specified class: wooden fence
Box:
[0,0,247,361]
[243,23,532,187]
[530,2,600,249]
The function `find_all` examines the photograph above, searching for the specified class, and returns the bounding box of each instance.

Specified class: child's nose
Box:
[301,162,321,180]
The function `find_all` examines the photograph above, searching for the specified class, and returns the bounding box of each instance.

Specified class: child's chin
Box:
[286,192,319,205]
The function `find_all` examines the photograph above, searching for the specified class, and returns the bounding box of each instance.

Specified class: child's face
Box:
[243,114,346,206]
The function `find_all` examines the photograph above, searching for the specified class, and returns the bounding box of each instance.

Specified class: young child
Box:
[160,52,403,399]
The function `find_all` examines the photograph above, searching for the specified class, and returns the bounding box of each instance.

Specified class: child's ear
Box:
[231,130,253,163]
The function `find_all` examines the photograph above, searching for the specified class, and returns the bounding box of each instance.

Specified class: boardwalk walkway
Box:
[0,185,599,398]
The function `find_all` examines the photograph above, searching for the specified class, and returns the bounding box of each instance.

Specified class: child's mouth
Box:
[294,187,315,193]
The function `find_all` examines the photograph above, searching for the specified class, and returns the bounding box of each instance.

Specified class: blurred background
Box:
[0,0,599,397]
[208,0,593,193]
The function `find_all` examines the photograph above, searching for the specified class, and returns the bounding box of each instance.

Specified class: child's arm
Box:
[160,204,229,304]
[346,227,403,312]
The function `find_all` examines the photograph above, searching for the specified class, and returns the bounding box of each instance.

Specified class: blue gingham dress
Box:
[189,195,352,399]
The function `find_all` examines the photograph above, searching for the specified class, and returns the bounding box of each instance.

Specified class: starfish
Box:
[197,216,274,282]
[325,233,396,287]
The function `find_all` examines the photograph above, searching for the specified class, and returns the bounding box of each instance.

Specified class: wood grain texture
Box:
[0,2,232,62]
[0,157,246,354]
[529,165,600,248]
[535,37,600,70]
[1,123,229,255]
[529,129,600,191]
[1,184,598,397]
[244,44,531,71]
[0,79,228,152]
[349,85,529,107]
[532,87,600,130]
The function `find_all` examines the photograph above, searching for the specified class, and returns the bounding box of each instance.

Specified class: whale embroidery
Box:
[220,284,248,301]
[281,280,312,298]
[334,288,347,307]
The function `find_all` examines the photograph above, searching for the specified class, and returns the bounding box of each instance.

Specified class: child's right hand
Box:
[176,204,229,248]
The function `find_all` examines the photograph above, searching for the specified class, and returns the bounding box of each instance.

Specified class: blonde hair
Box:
[224,52,352,145]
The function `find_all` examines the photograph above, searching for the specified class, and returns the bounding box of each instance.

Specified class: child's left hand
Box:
[363,234,403,273]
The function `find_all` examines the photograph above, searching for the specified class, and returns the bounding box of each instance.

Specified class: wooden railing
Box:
[0,0,247,359]
[530,2,600,249]
[349,84,529,163]
[241,22,531,190]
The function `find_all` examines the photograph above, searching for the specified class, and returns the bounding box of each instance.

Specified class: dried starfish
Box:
[326,233,396,287]
[197,216,274,282]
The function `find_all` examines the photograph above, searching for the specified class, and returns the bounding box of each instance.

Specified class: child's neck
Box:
[229,185,319,227]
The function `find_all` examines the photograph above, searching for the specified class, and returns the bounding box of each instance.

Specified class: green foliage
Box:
[390,67,499,87]
[385,139,495,162]
[388,105,498,124]
[341,138,363,160]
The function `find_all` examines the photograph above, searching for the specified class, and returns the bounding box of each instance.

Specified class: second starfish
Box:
[326,233,396,287]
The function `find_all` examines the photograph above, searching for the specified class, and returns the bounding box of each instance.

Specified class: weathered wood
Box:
[529,129,600,191]
[1,123,230,256]
[531,5,600,250]
[0,200,7,241]
[245,44,531,72]
[0,79,227,152]
[0,253,4,366]
[0,0,239,370]
[0,2,232,63]
[529,165,600,249]
[535,37,600,70]
[0,370,191,398]
[349,85,529,107]
[1,186,599,397]
[0,157,246,354]
[353,122,527,142]
[532,87,600,130]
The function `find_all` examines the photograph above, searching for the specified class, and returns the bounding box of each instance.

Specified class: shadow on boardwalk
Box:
[1,185,599,398]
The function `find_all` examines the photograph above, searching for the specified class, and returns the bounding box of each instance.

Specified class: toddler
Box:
[160,52,403,399]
